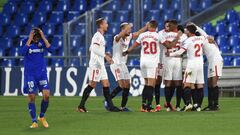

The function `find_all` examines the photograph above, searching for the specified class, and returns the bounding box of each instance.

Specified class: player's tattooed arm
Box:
[162,31,182,49]
[38,29,51,48]
[122,42,139,56]
[132,22,148,39]
[166,48,186,57]
[26,30,34,47]
[115,23,133,42]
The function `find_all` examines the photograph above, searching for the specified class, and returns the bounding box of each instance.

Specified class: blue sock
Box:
[28,103,37,123]
[40,99,49,118]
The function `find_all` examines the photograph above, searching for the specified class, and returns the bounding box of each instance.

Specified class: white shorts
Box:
[182,58,188,73]
[110,63,130,81]
[183,64,204,84]
[140,63,158,79]
[157,63,164,77]
[208,60,223,78]
[164,57,182,80]
[88,65,108,82]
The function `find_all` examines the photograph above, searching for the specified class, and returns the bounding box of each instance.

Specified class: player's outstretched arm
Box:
[132,22,148,39]
[162,31,182,49]
[167,48,186,57]
[122,42,139,56]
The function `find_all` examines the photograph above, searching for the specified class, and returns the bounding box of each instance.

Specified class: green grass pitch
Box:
[0,96,240,135]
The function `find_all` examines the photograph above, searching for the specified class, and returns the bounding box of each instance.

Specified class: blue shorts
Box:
[23,70,50,94]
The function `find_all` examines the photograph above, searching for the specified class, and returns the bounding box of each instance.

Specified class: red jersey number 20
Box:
[143,41,157,54]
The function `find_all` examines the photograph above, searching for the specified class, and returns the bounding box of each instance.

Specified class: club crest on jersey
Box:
[38,42,43,47]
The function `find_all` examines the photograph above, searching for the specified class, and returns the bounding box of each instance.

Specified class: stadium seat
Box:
[14,13,29,26]
[70,58,81,67]
[55,0,70,12]
[225,10,239,23]
[1,59,16,67]
[55,25,63,35]
[19,1,35,14]
[201,0,212,9]
[49,11,64,25]
[2,2,17,15]
[189,0,201,12]
[105,34,113,45]
[51,36,63,49]
[31,12,47,26]
[175,11,181,22]
[38,0,52,14]
[163,10,174,21]
[72,0,87,13]
[67,11,81,21]
[146,10,160,20]
[5,25,20,38]
[220,46,231,53]
[202,23,214,35]
[170,0,181,11]
[143,0,151,10]
[100,10,113,22]
[71,23,86,35]
[0,13,10,26]
[215,22,226,36]
[233,57,240,66]
[229,35,239,46]
[107,0,119,11]
[42,24,55,36]
[9,48,20,56]
[228,23,239,35]
[223,56,233,66]
[120,0,133,11]
[216,35,228,47]
[232,45,240,54]
[115,10,128,23]
[70,36,82,50]
[108,23,119,35]
[90,0,103,8]
[51,58,64,67]
[0,26,2,36]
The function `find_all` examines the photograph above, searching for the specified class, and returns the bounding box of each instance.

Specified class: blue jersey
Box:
[20,39,54,94]
[21,39,53,74]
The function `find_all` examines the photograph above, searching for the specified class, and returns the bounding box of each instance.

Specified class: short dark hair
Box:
[164,19,170,25]
[149,20,158,29]
[186,24,197,34]
[96,18,105,28]
[169,19,178,25]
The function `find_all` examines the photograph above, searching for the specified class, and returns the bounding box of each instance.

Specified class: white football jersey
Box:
[89,31,106,66]
[203,43,223,62]
[159,31,179,54]
[112,34,132,64]
[158,29,167,64]
[182,36,208,65]
[136,31,160,67]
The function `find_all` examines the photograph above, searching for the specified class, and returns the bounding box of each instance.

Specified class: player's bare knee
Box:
[89,81,97,88]
[28,94,35,103]
[101,80,110,87]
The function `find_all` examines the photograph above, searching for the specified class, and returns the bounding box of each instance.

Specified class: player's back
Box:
[203,42,223,62]
[183,36,206,66]
[137,31,160,67]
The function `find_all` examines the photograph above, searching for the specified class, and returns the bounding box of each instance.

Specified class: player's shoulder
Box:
[93,31,104,40]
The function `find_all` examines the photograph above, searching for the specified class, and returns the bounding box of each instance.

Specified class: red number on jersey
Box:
[143,41,157,54]
[194,44,203,57]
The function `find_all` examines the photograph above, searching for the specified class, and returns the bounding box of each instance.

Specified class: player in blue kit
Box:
[21,28,53,128]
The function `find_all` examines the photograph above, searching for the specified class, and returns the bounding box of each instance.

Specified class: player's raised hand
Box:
[38,28,45,39]
[29,30,35,40]
[207,36,215,43]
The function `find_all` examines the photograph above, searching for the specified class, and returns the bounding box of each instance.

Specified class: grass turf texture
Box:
[0,96,240,135]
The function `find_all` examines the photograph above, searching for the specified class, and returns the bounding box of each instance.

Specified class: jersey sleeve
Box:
[181,40,189,50]
[196,26,208,37]
[135,33,142,44]
[159,32,167,44]
[90,34,106,57]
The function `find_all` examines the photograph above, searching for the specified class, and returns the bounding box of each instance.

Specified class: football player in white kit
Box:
[159,20,183,111]
[187,22,223,111]
[109,22,148,111]
[154,20,170,112]
[123,20,160,112]
[77,18,120,112]
[167,25,208,111]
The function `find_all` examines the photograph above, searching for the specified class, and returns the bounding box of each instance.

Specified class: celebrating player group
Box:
[22,17,223,128]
